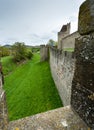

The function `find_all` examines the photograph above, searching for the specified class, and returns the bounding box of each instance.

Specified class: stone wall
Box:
[40,45,49,62]
[50,47,75,106]
[61,31,80,49]
[71,0,94,129]
[8,106,88,130]
[58,23,70,49]
[0,70,8,130]
[58,24,80,50]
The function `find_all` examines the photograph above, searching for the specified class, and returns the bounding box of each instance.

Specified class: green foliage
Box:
[12,42,26,62]
[12,42,33,62]
[4,53,62,121]
[1,56,17,75]
[32,47,40,53]
[63,48,74,52]
[0,46,10,57]
[25,51,33,59]
[47,39,57,46]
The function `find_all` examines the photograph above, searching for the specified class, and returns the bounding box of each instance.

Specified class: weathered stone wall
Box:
[58,23,70,49]
[61,31,80,49]
[0,73,8,130]
[58,23,80,50]
[78,0,94,35]
[40,45,49,62]
[8,106,88,130]
[50,47,75,106]
[71,0,94,129]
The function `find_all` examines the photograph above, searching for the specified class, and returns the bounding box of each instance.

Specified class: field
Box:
[3,53,62,121]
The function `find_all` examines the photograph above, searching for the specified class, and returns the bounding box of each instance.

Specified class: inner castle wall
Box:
[58,24,80,50]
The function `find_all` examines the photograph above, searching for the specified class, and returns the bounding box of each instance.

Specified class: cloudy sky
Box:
[0,0,85,46]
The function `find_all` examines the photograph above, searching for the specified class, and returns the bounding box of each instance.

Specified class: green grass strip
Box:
[4,53,63,121]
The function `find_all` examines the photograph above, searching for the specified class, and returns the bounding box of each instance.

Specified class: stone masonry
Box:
[8,106,88,130]
[0,65,8,130]
[58,23,70,49]
[58,23,80,50]
[40,45,49,62]
[71,0,94,129]
[50,47,75,106]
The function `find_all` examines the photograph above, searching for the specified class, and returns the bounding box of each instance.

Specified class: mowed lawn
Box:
[4,53,62,121]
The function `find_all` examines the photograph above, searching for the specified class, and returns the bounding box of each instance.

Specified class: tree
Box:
[12,42,33,62]
[12,42,27,62]
[0,46,10,57]
[47,39,57,46]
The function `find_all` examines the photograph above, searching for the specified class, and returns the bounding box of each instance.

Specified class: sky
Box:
[0,0,85,46]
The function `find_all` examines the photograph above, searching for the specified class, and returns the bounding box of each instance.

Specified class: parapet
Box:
[8,106,88,130]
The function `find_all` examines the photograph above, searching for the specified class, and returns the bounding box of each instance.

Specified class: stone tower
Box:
[58,23,70,49]
[0,63,8,130]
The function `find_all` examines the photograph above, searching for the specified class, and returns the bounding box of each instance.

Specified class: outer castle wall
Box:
[50,47,75,106]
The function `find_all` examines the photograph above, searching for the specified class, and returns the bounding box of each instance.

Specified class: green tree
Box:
[0,46,10,57]
[12,42,27,62]
[47,39,57,46]
[12,42,33,62]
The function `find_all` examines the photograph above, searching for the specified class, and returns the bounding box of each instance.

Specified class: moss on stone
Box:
[78,0,94,35]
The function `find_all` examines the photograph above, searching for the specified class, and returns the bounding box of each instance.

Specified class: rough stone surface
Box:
[50,47,75,106]
[58,23,80,50]
[61,31,80,49]
[40,45,49,62]
[58,23,70,49]
[78,0,94,35]
[71,33,94,129]
[8,106,88,130]
[0,73,8,130]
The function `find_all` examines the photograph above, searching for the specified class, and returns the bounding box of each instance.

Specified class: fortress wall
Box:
[40,45,49,62]
[71,0,94,128]
[50,47,75,106]
[58,23,70,49]
[61,31,80,49]
[0,71,8,130]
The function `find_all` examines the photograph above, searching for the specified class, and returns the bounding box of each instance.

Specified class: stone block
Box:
[78,0,94,35]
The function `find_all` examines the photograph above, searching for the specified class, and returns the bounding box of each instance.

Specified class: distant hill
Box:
[26,45,40,48]
[3,44,11,48]
[3,44,40,49]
